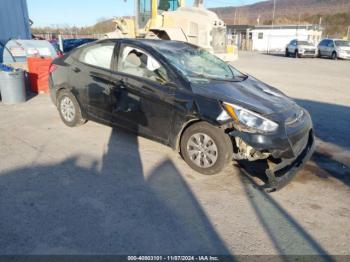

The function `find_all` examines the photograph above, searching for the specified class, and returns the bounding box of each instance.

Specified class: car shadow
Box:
[261,52,287,57]
[296,99,350,151]
[0,128,230,255]
[238,171,333,260]
[295,99,350,186]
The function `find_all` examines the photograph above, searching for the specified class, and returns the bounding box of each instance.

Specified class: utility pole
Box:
[234,9,237,25]
[347,25,350,40]
[272,0,276,27]
[268,0,276,54]
[297,13,301,39]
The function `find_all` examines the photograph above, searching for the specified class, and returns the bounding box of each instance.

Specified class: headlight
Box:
[218,102,279,133]
[299,48,304,52]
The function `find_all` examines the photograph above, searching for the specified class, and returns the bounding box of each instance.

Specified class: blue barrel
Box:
[0,66,26,104]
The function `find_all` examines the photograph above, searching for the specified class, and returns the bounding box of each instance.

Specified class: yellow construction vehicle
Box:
[106,0,238,61]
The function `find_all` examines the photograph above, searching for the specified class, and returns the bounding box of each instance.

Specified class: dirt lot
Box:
[0,52,349,256]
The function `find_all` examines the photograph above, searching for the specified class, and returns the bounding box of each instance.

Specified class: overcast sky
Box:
[27,0,262,27]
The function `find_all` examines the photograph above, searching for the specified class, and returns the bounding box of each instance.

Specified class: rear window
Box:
[78,43,115,70]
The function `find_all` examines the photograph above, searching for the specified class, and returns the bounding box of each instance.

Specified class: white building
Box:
[251,25,323,53]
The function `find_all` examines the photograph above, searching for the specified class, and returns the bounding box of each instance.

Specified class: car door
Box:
[71,42,116,122]
[322,40,331,57]
[289,40,296,53]
[318,40,326,55]
[327,40,335,57]
[109,44,177,143]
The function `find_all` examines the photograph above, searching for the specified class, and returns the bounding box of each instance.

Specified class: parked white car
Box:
[285,39,317,58]
[318,39,350,60]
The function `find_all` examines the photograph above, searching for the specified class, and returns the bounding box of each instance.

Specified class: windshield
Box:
[156,44,246,82]
[335,40,350,47]
[297,41,313,46]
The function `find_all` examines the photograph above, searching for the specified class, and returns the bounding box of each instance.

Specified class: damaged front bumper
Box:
[263,131,315,192]
[229,111,316,192]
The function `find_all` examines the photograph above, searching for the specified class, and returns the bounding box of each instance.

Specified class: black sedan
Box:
[49,39,315,192]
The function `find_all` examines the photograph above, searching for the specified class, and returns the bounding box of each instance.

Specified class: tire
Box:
[331,51,338,60]
[318,50,322,58]
[285,49,289,57]
[180,122,233,175]
[57,90,86,127]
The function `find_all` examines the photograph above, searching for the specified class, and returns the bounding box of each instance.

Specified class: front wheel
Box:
[57,90,86,127]
[180,122,233,175]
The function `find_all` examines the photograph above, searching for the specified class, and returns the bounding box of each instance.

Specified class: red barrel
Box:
[27,57,53,94]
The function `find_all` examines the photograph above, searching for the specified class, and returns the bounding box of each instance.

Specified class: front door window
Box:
[119,46,169,84]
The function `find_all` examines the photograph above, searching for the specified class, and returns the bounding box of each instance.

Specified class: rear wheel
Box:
[331,51,338,60]
[180,122,232,175]
[57,90,86,127]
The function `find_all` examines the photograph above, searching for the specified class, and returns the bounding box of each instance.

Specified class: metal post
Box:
[268,0,276,54]
[347,25,350,40]
[272,0,276,27]
[134,0,139,36]
[146,0,158,29]
[297,13,301,39]
[58,34,64,53]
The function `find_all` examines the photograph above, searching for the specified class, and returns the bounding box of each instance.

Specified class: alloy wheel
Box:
[60,96,76,122]
[187,133,218,168]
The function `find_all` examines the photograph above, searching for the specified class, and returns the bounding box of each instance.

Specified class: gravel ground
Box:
[0,52,349,256]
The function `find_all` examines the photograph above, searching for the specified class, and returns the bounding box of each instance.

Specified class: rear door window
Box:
[79,43,115,70]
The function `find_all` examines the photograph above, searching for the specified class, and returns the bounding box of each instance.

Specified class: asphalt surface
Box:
[0,52,349,256]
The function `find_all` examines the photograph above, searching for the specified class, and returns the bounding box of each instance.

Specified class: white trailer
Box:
[251,25,323,53]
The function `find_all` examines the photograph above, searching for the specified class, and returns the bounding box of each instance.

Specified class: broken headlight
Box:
[218,102,279,133]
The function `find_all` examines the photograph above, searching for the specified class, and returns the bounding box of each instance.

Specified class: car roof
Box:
[99,38,193,50]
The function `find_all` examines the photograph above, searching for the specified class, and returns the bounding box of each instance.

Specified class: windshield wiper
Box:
[188,73,243,82]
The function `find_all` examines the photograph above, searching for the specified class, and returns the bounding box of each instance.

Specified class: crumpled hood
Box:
[191,76,298,116]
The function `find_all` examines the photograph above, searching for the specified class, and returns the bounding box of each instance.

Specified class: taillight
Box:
[49,64,57,73]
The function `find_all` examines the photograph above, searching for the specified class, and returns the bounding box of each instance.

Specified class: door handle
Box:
[72,67,81,73]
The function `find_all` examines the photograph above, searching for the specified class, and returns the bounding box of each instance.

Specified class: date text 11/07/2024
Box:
[128,256,220,261]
